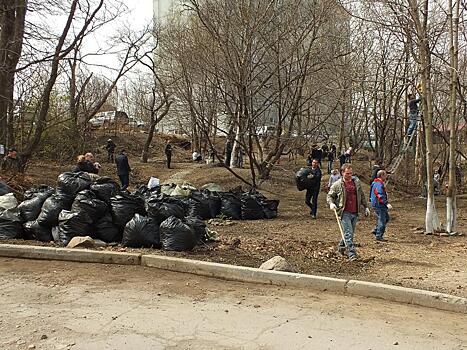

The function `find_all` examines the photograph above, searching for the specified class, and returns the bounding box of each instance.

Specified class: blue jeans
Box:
[338,212,358,257]
[407,114,418,137]
[305,187,319,216]
[373,207,389,239]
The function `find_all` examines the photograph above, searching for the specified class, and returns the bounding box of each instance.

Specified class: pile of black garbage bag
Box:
[0,173,279,251]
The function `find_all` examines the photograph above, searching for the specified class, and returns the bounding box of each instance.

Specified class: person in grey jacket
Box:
[327,163,370,261]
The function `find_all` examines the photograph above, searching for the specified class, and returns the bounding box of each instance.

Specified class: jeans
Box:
[407,114,418,137]
[373,207,389,239]
[327,160,333,174]
[305,187,319,216]
[338,212,358,257]
[107,152,114,163]
[118,174,129,191]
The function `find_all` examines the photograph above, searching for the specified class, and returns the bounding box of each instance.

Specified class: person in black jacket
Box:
[74,153,99,174]
[164,140,172,169]
[115,148,131,190]
[304,159,322,219]
[106,138,116,162]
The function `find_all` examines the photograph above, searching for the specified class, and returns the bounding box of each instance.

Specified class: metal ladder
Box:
[388,121,420,174]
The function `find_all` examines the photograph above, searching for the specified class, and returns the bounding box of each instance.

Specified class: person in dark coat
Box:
[164,140,173,169]
[1,148,22,175]
[106,138,116,162]
[327,150,334,174]
[74,153,99,174]
[224,140,232,166]
[303,159,322,219]
[338,153,347,167]
[115,148,131,190]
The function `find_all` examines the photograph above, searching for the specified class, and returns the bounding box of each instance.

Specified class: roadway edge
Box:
[0,243,465,314]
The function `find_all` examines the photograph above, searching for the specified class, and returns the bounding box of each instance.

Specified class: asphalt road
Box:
[0,258,466,350]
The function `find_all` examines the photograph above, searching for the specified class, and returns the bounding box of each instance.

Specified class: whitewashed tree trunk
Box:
[230,123,240,168]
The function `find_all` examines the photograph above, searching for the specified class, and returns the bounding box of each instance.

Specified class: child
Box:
[328,169,341,189]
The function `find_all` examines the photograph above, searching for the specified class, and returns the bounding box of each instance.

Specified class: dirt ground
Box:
[2,138,467,299]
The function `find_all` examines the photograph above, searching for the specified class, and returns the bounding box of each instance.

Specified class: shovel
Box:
[333,208,346,247]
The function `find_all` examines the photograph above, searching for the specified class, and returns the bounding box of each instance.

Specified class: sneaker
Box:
[376,237,387,242]
[348,255,358,261]
[311,215,316,219]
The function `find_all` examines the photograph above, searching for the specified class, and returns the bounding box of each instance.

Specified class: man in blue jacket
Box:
[370,170,392,241]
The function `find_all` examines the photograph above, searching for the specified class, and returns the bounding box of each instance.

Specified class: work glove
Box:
[329,203,337,211]
[387,203,393,210]
[365,208,371,217]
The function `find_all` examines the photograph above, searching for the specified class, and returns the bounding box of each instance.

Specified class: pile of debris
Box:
[0,173,279,251]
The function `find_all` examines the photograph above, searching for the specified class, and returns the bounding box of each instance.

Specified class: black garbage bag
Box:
[260,199,279,219]
[186,192,211,220]
[58,210,93,245]
[0,209,23,239]
[295,167,314,191]
[185,216,207,243]
[23,220,53,242]
[23,185,54,201]
[90,177,120,203]
[18,188,54,222]
[36,191,74,227]
[160,216,197,251]
[132,185,159,199]
[93,213,121,243]
[57,172,92,195]
[241,192,265,220]
[0,181,13,196]
[145,194,185,222]
[219,192,242,220]
[71,190,108,222]
[122,214,160,248]
[110,193,146,229]
[201,189,222,218]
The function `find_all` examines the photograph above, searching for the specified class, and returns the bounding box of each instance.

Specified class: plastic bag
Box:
[147,177,160,190]
[145,194,185,222]
[170,184,192,197]
[160,216,197,251]
[36,191,74,227]
[23,220,53,242]
[90,177,119,203]
[23,185,54,201]
[160,184,175,196]
[261,199,279,219]
[18,188,54,222]
[185,216,207,243]
[0,193,18,210]
[0,209,23,240]
[93,213,121,243]
[122,214,160,248]
[202,189,221,218]
[186,192,211,219]
[71,190,108,222]
[57,172,92,195]
[110,193,146,229]
[58,210,93,245]
[241,192,265,220]
[0,180,13,196]
[201,183,223,192]
[219,192,242,220]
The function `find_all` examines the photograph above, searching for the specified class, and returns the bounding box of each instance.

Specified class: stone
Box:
[66,236,96,249]
[259,256,294,272]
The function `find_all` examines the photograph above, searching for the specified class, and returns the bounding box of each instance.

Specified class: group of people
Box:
[298,155,392,261]
[75,147,131,191]
[306,144,353,175]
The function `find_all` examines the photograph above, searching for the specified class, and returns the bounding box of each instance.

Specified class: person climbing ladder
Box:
[407,93,421,138]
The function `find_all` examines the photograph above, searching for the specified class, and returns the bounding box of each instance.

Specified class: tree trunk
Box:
[0,0,26,148]
[446,0,459,234]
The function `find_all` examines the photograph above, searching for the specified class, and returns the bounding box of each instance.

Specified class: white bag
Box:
[147,177,160,189]
[0,193,18,210]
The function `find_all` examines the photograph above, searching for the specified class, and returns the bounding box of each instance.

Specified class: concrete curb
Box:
[346,280,467,314]
[0,244,141,265]
[0,243,466,314]
[141,254,347,292]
